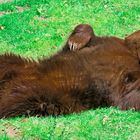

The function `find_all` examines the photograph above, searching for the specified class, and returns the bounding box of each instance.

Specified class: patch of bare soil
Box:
[0,123,21,139]
[15,6,30,12]
[0,11,11,16]
[34,16,47,21]
[0,0,12,3]
[0,6,30,17]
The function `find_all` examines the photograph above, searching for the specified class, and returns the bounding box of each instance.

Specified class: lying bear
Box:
[0,26,140,118]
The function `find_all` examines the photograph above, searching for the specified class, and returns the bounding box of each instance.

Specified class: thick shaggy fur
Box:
[1,38,140,118]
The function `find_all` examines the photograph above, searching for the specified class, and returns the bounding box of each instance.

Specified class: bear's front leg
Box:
[63,24,94,51]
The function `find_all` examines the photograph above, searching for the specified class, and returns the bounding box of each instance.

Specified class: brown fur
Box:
[0,54,37,91]
[1,37,140,118]
[63,24,125,51]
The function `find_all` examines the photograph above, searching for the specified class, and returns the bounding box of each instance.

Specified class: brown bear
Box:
[1,34,140,118]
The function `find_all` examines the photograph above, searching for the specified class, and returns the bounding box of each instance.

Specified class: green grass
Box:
[1,108,140,140]
[0,0,140,139]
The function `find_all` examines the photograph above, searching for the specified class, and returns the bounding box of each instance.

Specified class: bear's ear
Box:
[125,30,140,58]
